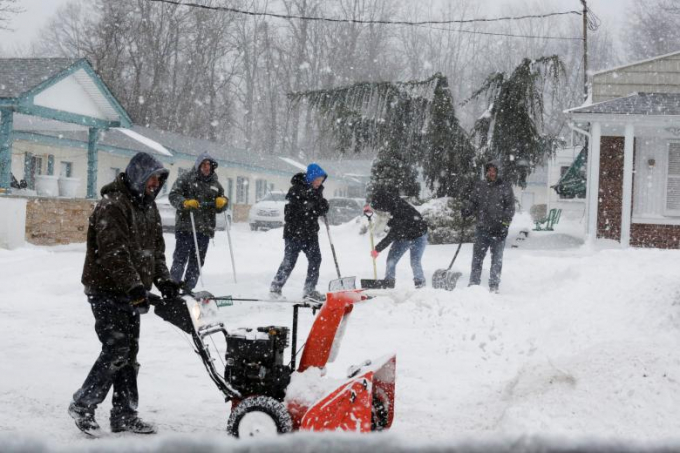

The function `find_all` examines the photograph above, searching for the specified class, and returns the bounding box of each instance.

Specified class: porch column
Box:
[0,108,14,193]
[87,127,100,199]
[587,122,602,243]
[620,123,635,247]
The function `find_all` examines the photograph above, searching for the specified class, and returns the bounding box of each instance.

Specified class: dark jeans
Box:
[271,237,321,295]
[72,294,140,419]
[469,228,506,288]
[171,230,210,291]
[385,233,428,284]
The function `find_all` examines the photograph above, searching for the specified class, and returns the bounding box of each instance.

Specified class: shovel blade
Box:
[360,279,395,289]
[432,269,462,291]
[329,276,357,291]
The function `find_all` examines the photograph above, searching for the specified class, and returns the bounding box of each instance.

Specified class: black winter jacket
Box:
[82,172,172,299]
[371,190,428,252]
[283,173,329,240]
[168,153,226,238]
[463,177,515,238]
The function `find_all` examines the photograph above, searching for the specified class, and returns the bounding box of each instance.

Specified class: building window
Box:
[60,161,73,178]
[255,179,268,201]
[47,155,55,176]
[237,176,249,204]
[33,156,43,176]
[665,143,680,215]
[227,178,234,202]
[110,167,121,184]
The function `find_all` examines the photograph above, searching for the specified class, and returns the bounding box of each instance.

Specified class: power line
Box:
[418,25,583,41]
[145,0,582,27]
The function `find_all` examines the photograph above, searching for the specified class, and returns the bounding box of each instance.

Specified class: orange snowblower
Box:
[153,289,396,437]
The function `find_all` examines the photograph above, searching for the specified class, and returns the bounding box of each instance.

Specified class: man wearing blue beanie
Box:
[270,163,329,300]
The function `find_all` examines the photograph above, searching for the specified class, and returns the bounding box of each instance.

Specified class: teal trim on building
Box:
[15,104,120,129]
[87,128,100,199]
[23,151,33,189]
[0,108,13,191]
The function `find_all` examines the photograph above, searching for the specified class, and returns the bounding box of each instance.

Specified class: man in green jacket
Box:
[169,153,228,292]
[69,152,180,436]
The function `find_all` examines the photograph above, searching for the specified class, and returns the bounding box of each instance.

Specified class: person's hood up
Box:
[370,186,399,212]
[194,153,218,179]
[305,163,327,185]
[122,152,169,203]
[484,160,500,173]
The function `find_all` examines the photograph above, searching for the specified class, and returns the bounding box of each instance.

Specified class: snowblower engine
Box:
[224,326,291,400]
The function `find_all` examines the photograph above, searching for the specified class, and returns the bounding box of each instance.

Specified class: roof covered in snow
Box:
[566,92,680,117]
[0,58,79,98]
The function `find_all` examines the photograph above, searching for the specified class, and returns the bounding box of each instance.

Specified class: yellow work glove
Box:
[183,199,200,209]
[215,196,228,209]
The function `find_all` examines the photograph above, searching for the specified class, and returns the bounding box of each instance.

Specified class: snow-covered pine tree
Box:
[468,56,565,188]
[288,73,475,198]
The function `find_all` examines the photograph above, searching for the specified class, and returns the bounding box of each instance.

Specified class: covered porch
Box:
[569,93,680,248]
[0,58,132,198]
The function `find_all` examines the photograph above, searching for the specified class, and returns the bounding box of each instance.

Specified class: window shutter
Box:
[665,143,680,215]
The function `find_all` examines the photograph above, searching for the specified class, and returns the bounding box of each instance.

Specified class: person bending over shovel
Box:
[270,163,329,300]
[365,187,429,289]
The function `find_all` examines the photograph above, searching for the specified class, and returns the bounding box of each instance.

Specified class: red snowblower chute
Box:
[153,289,396,437]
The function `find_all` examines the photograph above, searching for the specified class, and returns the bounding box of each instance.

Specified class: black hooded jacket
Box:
[371,189,428,252]
[82,152,172,298]
[283,172,329,240]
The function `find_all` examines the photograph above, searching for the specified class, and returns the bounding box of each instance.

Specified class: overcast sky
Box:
[0,0,635,56]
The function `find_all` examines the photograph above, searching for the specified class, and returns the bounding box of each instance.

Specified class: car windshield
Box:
[261,192,286,202]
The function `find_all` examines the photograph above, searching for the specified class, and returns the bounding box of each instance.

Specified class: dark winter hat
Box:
[370,186,398,212]
[484,161,499,172]
[305,163,327,185]
[125,152,169,199]
[194,152,218,175]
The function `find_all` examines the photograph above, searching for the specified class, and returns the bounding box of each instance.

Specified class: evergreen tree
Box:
[288,73,474,198]
[468,56,565,188]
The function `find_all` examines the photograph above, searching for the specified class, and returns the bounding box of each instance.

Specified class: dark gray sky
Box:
[0,0,635,56]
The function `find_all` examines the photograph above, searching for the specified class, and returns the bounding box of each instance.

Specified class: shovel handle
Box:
[366,213,378,279]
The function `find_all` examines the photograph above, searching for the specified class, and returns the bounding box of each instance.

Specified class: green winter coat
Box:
[168,154,226,237]
[81,173,172,296]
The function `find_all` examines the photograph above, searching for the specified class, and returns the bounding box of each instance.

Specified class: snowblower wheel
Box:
[226,396,293,438]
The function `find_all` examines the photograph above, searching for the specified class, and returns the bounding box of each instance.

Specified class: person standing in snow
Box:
[168,153,228,292]
[270,163,329,300]
[461,161,515,293]
[364,187,429,288]
[69,152,180,435]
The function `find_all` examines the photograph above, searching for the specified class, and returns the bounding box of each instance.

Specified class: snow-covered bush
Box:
[419,197,474,245]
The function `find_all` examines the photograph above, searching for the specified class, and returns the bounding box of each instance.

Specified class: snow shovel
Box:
[323,216,356,291]
[360,211,394,289]
[189,210,205,288]
[224,212,237,283]
[432,225,465,291]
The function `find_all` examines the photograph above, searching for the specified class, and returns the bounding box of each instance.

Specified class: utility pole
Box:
[580,0,589,101]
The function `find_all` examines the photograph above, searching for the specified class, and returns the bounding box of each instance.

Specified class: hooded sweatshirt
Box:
[464,161,515,237]
[283,164,329,240]
[168,153,226,237]
[370,188,428,252]
[82,152,171,298]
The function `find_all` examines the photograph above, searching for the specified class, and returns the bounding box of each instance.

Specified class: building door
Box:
[521,192,534,213]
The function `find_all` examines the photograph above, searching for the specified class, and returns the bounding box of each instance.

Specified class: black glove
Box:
[158,280,180,300]
[128,285,150,314]
[461,207,472,218]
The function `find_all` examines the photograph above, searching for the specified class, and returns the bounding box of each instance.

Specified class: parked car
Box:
[327,197,362,225]
[156,194,232,232]
[248,191,287,231]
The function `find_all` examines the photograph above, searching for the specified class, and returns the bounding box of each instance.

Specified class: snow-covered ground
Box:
[1,214,680,451]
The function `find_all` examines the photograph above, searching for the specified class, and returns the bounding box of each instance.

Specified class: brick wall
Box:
[597,137,624,241]
[630,223,680,248]
[24,198,94,245]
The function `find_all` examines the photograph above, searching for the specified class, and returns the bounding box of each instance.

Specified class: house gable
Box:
[592,51,680,103]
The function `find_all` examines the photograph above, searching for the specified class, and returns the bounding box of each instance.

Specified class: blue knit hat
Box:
[305,163,327,185]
